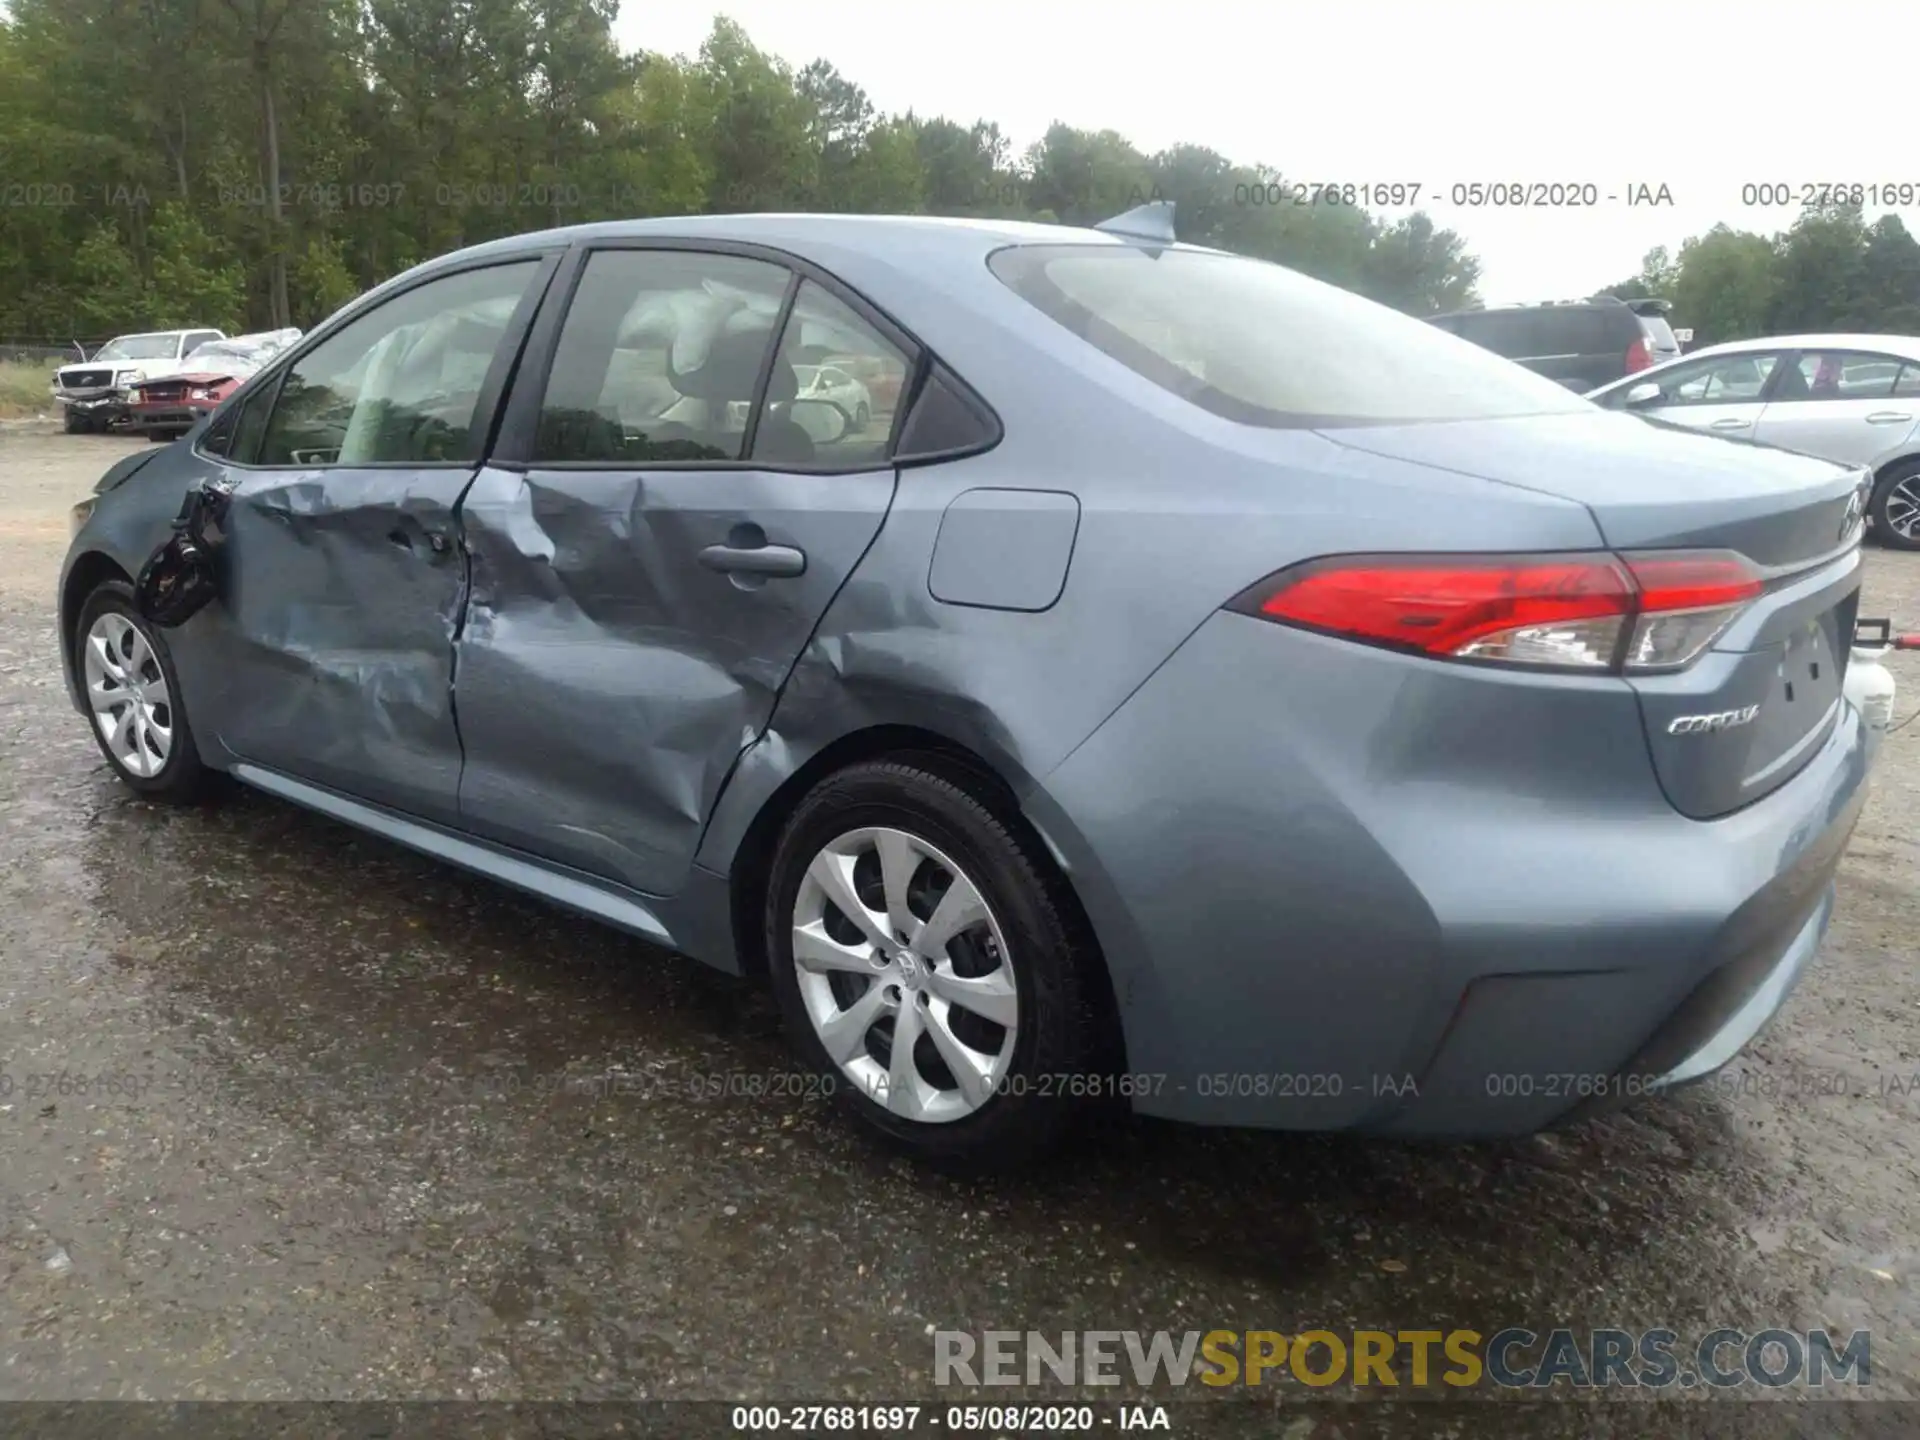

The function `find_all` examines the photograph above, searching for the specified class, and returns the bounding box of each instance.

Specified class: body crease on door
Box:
[449,462,900,899]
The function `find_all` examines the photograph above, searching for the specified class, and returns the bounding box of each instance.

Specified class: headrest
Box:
[669,324,796,403]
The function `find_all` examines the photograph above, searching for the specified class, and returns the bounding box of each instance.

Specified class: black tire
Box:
[72,579,216,802]
[145,430,173,444]
[63,410,90,435]
[1871,461,1920,551]
[764,757,1103,1172]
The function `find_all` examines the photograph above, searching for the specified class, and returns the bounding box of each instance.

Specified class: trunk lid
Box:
[1322,410,1868,819]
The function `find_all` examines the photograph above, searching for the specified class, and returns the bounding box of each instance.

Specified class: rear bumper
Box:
[1031,610,1869,1135]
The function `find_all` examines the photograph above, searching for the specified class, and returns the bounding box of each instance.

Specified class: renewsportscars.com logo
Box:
[934,1328,1871,1390]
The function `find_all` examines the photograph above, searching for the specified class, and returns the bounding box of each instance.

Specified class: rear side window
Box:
[989,246,1585,426]
[1785,350,1908,400]
[534,249,792,464]
[1531,309,1604,357]
[1451,310,1542,359]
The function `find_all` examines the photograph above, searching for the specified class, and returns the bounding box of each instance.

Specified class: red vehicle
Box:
[123,329,302,441]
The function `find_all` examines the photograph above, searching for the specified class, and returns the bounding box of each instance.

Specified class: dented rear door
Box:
[454,462,896,895]
[450,248,917,898]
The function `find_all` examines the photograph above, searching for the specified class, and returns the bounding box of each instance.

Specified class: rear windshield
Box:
[988,245,1588,426]
[94,334,180,361]
[1640,315,1680,351]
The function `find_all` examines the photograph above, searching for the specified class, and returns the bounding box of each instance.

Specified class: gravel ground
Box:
[3,425,1919,1436]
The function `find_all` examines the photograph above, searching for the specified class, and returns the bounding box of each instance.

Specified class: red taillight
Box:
[1624,336,1652,372]
[1234,551,1763,673]
[1619,553,1764,612]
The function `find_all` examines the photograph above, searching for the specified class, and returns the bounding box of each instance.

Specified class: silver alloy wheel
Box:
[1885,476,1920,542]
[82,611,172,778]
[792,826,1018,1123]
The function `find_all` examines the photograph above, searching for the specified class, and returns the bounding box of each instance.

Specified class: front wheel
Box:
[63,409,90,435]
[1872,463,1920,551]
[73,580,215,801]
[854,402,870,431]
[764,758,1103,1171]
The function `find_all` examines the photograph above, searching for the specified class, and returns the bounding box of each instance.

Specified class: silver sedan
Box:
[1588,333,1920,548]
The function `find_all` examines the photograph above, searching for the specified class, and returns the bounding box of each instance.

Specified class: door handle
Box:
[1866,411,1913,424]
[388,524,454,559]
[1710,418,1750,430]
[699,543,806,578]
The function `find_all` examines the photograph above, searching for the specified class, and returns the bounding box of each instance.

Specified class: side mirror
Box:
[1624,381,1662,407]
[786,398,850,445]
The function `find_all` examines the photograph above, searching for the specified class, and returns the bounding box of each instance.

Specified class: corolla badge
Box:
[1668,705,1760,736]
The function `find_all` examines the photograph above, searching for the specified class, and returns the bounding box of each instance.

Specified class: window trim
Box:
[490,236,943,476]
[194,249,565,472]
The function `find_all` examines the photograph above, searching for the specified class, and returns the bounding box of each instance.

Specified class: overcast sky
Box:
[614,0,1918,304]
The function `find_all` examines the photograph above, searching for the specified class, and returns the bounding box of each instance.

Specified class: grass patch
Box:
[0,359,60,419]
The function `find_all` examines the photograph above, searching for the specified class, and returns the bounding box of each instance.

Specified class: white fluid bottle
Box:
[1845,644,1897,744]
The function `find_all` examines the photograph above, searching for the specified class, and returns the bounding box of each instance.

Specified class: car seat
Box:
[670,326,815,464]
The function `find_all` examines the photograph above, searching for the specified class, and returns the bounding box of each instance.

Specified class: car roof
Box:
[391,214,1250,310]
[1433,301,1624,320]
[435,212,1202,268]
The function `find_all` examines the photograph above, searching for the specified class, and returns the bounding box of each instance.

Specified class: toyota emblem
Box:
[1842,482,1868,539]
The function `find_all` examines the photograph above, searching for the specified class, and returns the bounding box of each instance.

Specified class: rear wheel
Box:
[764,758,1102,1171]
[1872,462,1920,551]
[74,580,214,802]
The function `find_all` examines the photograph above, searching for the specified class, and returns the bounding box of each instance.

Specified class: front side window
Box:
[752,280,910,467]
[1607,352,1779,407]
[256,261,539,467]
[990,246,1587,427]
[535,249,792,464]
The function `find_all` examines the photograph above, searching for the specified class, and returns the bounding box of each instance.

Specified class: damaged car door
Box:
[196,258,551,823]
[453,246,913,896]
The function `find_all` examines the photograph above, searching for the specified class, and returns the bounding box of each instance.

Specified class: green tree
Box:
[697,18,818,212]
[1767,203,1871,335]
[1359,213,1481,315]
[1669,226,1776,347]
[146,202,247,328]
[0,5,1515,331]
[289,233,360,328]
[69,221,149,334]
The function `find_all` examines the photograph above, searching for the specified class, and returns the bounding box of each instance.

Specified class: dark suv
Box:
[1428,297,1681,392]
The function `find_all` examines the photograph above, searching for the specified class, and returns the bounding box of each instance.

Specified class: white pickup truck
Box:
[53,327,228,433]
